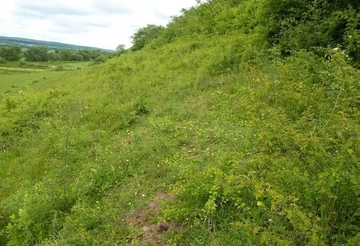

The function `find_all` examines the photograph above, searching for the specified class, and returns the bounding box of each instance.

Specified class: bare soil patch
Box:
[126,191,181,245]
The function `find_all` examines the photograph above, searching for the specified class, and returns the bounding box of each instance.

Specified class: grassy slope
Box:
[0,2,359,246]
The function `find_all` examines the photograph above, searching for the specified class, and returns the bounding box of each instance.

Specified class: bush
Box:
[18,61,26,67]
[55,66,65,71]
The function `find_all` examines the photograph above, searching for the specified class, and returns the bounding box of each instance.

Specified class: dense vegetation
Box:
[0,0,359,245]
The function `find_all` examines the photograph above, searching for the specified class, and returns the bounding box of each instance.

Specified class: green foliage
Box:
[92,55,106,64]
[78,50,92,61]
[130,24,165,51]
[256,0,359,63]
[8,46,110,63]
[58,50,71,61]
[0,0,359,245]
[0,45,22,61]
[24,46,49,62]
[69,52,83,61]
[115,44,126,53]
[162,50,359,245]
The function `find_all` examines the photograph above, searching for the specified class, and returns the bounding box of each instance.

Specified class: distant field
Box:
[0,61,90,96]
[0,60,89,70]
[0,70,64,95]
[0,67,45,71]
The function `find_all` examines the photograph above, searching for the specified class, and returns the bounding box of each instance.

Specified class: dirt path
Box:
[126,191,181,245]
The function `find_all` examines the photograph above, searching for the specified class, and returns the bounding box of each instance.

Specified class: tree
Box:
[89,49,104,60]
[114,44,127,57]
[0,45,22,61]
[116,44,126,53]
[48,52,62,61]
[70,52,83,61]
[130,24,165,51]
[59,50,71,61]
[24,46,49,61]
[79,50,91,61]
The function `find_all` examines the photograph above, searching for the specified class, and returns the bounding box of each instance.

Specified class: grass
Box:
[0,61,90,96]
[0,70,63,95]
[0,1,359,245]
[0,40,358,245]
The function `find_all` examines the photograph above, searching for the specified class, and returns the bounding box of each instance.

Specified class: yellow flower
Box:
[257,201,264,207]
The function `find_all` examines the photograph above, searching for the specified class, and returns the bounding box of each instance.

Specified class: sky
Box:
[0,0,197,50]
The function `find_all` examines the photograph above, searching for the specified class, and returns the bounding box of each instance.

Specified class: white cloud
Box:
[0,0,197,50]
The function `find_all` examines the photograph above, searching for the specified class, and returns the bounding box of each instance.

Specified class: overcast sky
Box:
[0,0,197,50]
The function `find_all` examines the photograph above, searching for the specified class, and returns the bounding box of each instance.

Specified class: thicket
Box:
[0,0,358,245]
[0,46,22,62]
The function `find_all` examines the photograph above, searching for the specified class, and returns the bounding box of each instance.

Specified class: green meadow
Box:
[0,0,359,245]
[0,61,89,95]
[0,70,62,95]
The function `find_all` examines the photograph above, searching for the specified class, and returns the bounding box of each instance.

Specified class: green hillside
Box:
[0,36,114,52]
[0,0,359,245]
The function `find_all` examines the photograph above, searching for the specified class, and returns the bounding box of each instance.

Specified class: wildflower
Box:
[257,201,264,207]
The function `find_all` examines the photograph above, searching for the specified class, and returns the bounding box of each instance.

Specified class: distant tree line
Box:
[0,45,22,61]
[0,23,181,63]
[0,45,111,62]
